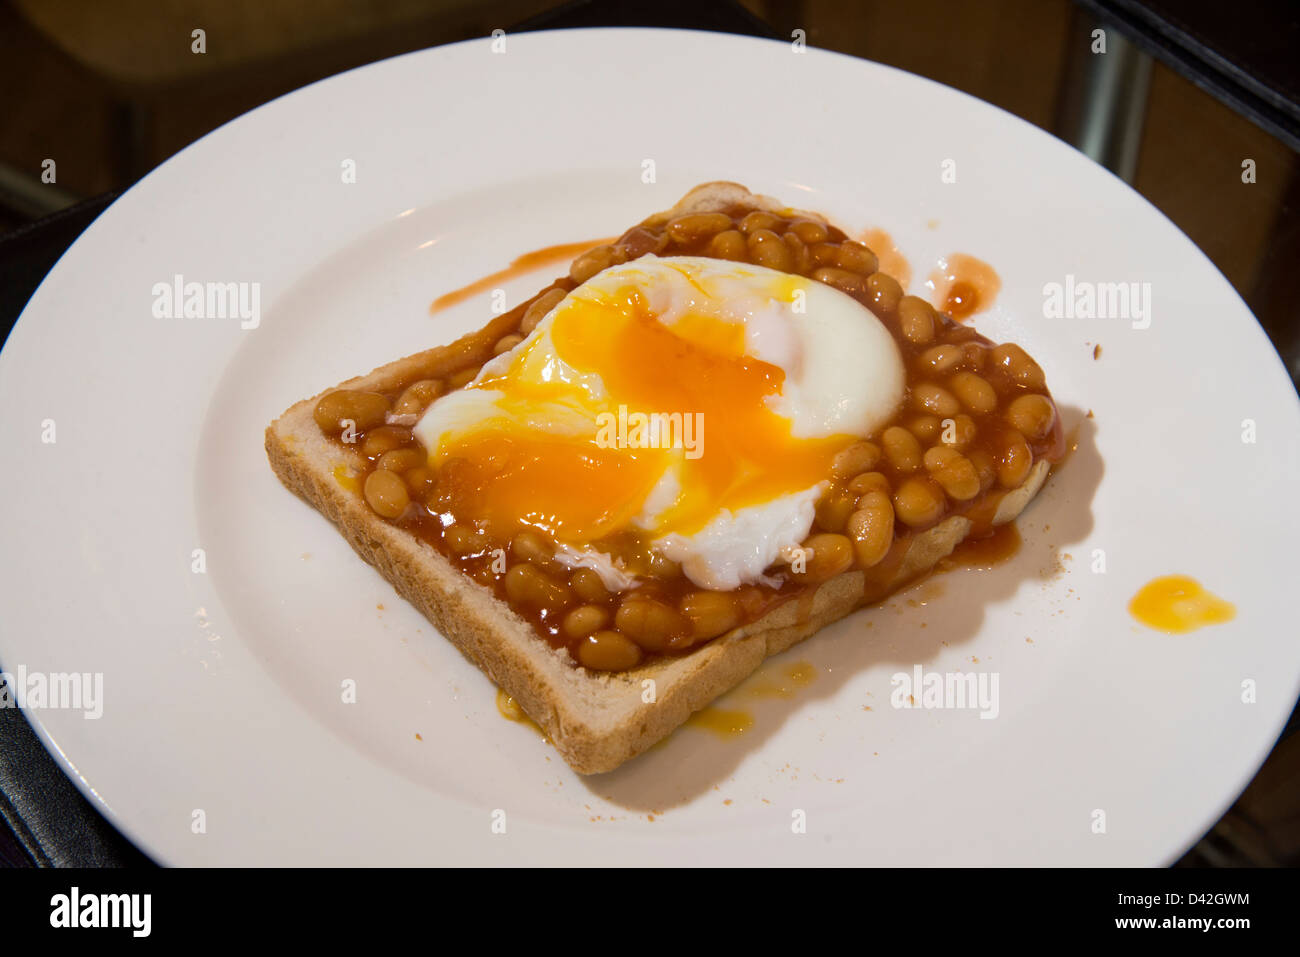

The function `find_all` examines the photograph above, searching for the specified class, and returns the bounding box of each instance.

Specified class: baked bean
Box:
[707,229,747,261]
[882,426,923,472]
[403,465,435,499]
[892,476,946,528]
[948,371,998,413]
[615,596,691,652]
[739,210,779,235]
[865,272,903,315]
[447,368,477,389]
[493,334,523,356]
[473,550,502,583]
[562,604,610,639]
[847,490,894,568]
[959,342,988,371]
[788,219,829,244]
[394,379,446,416]
[363,469,409,519]
[313,390,390,433]
[834,241,879,275]
[997,431,1033,488]
[510,529,554,566]
[377,448,425,472]
[941,413,977,449]
[577,630,643,671]
[790,533,854,584]
[646,550,683,580]
[809,242,840,267]
[967,448,996,492]
[812,267,869,297]
[444,523,484,556]
[907,415,942,442]
[815,486,858,533]
[991,342,1046,389]
[1006,394,1056,440]
[912,383,960,417]
[923,446,981,501]
[569,244,620,283]
[919,344,962,374]
[732,585,768,620]
[617,226,669,260]
[898,296,936,345]
[831,440,881,478]
[848,470,891,498]
[504,564,570,609]
[746,229,793,272]
[520,287,566,335]
[425,456,467,511]
[667,212,733,245]
[570,568,609,603]
[361,426,413,458]
[782,231,812,274]
[680,590,740,641]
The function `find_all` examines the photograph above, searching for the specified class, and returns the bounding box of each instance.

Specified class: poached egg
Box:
[414,255,904,590]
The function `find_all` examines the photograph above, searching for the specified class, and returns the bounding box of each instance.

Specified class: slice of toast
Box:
[266,183,1054,774]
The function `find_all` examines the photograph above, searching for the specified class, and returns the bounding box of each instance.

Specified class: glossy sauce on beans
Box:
[322,204,1065,671]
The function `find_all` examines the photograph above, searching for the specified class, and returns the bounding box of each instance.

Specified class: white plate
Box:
[3,29,1298,866]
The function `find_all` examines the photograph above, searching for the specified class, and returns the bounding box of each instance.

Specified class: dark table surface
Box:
[1,0,1297,868]
[1079,0,1300,151]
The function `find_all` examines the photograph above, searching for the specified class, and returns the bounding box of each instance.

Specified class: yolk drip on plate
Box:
[1129,575,1236,633]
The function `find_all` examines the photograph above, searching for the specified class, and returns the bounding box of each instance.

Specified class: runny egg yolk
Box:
[431,279,856,546]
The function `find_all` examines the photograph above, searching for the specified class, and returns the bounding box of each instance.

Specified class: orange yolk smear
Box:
[436,282,856,546]
[1129,575,1236,633]
[433,432,668,542]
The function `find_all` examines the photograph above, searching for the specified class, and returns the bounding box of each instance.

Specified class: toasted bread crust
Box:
[265,183,1053,774]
